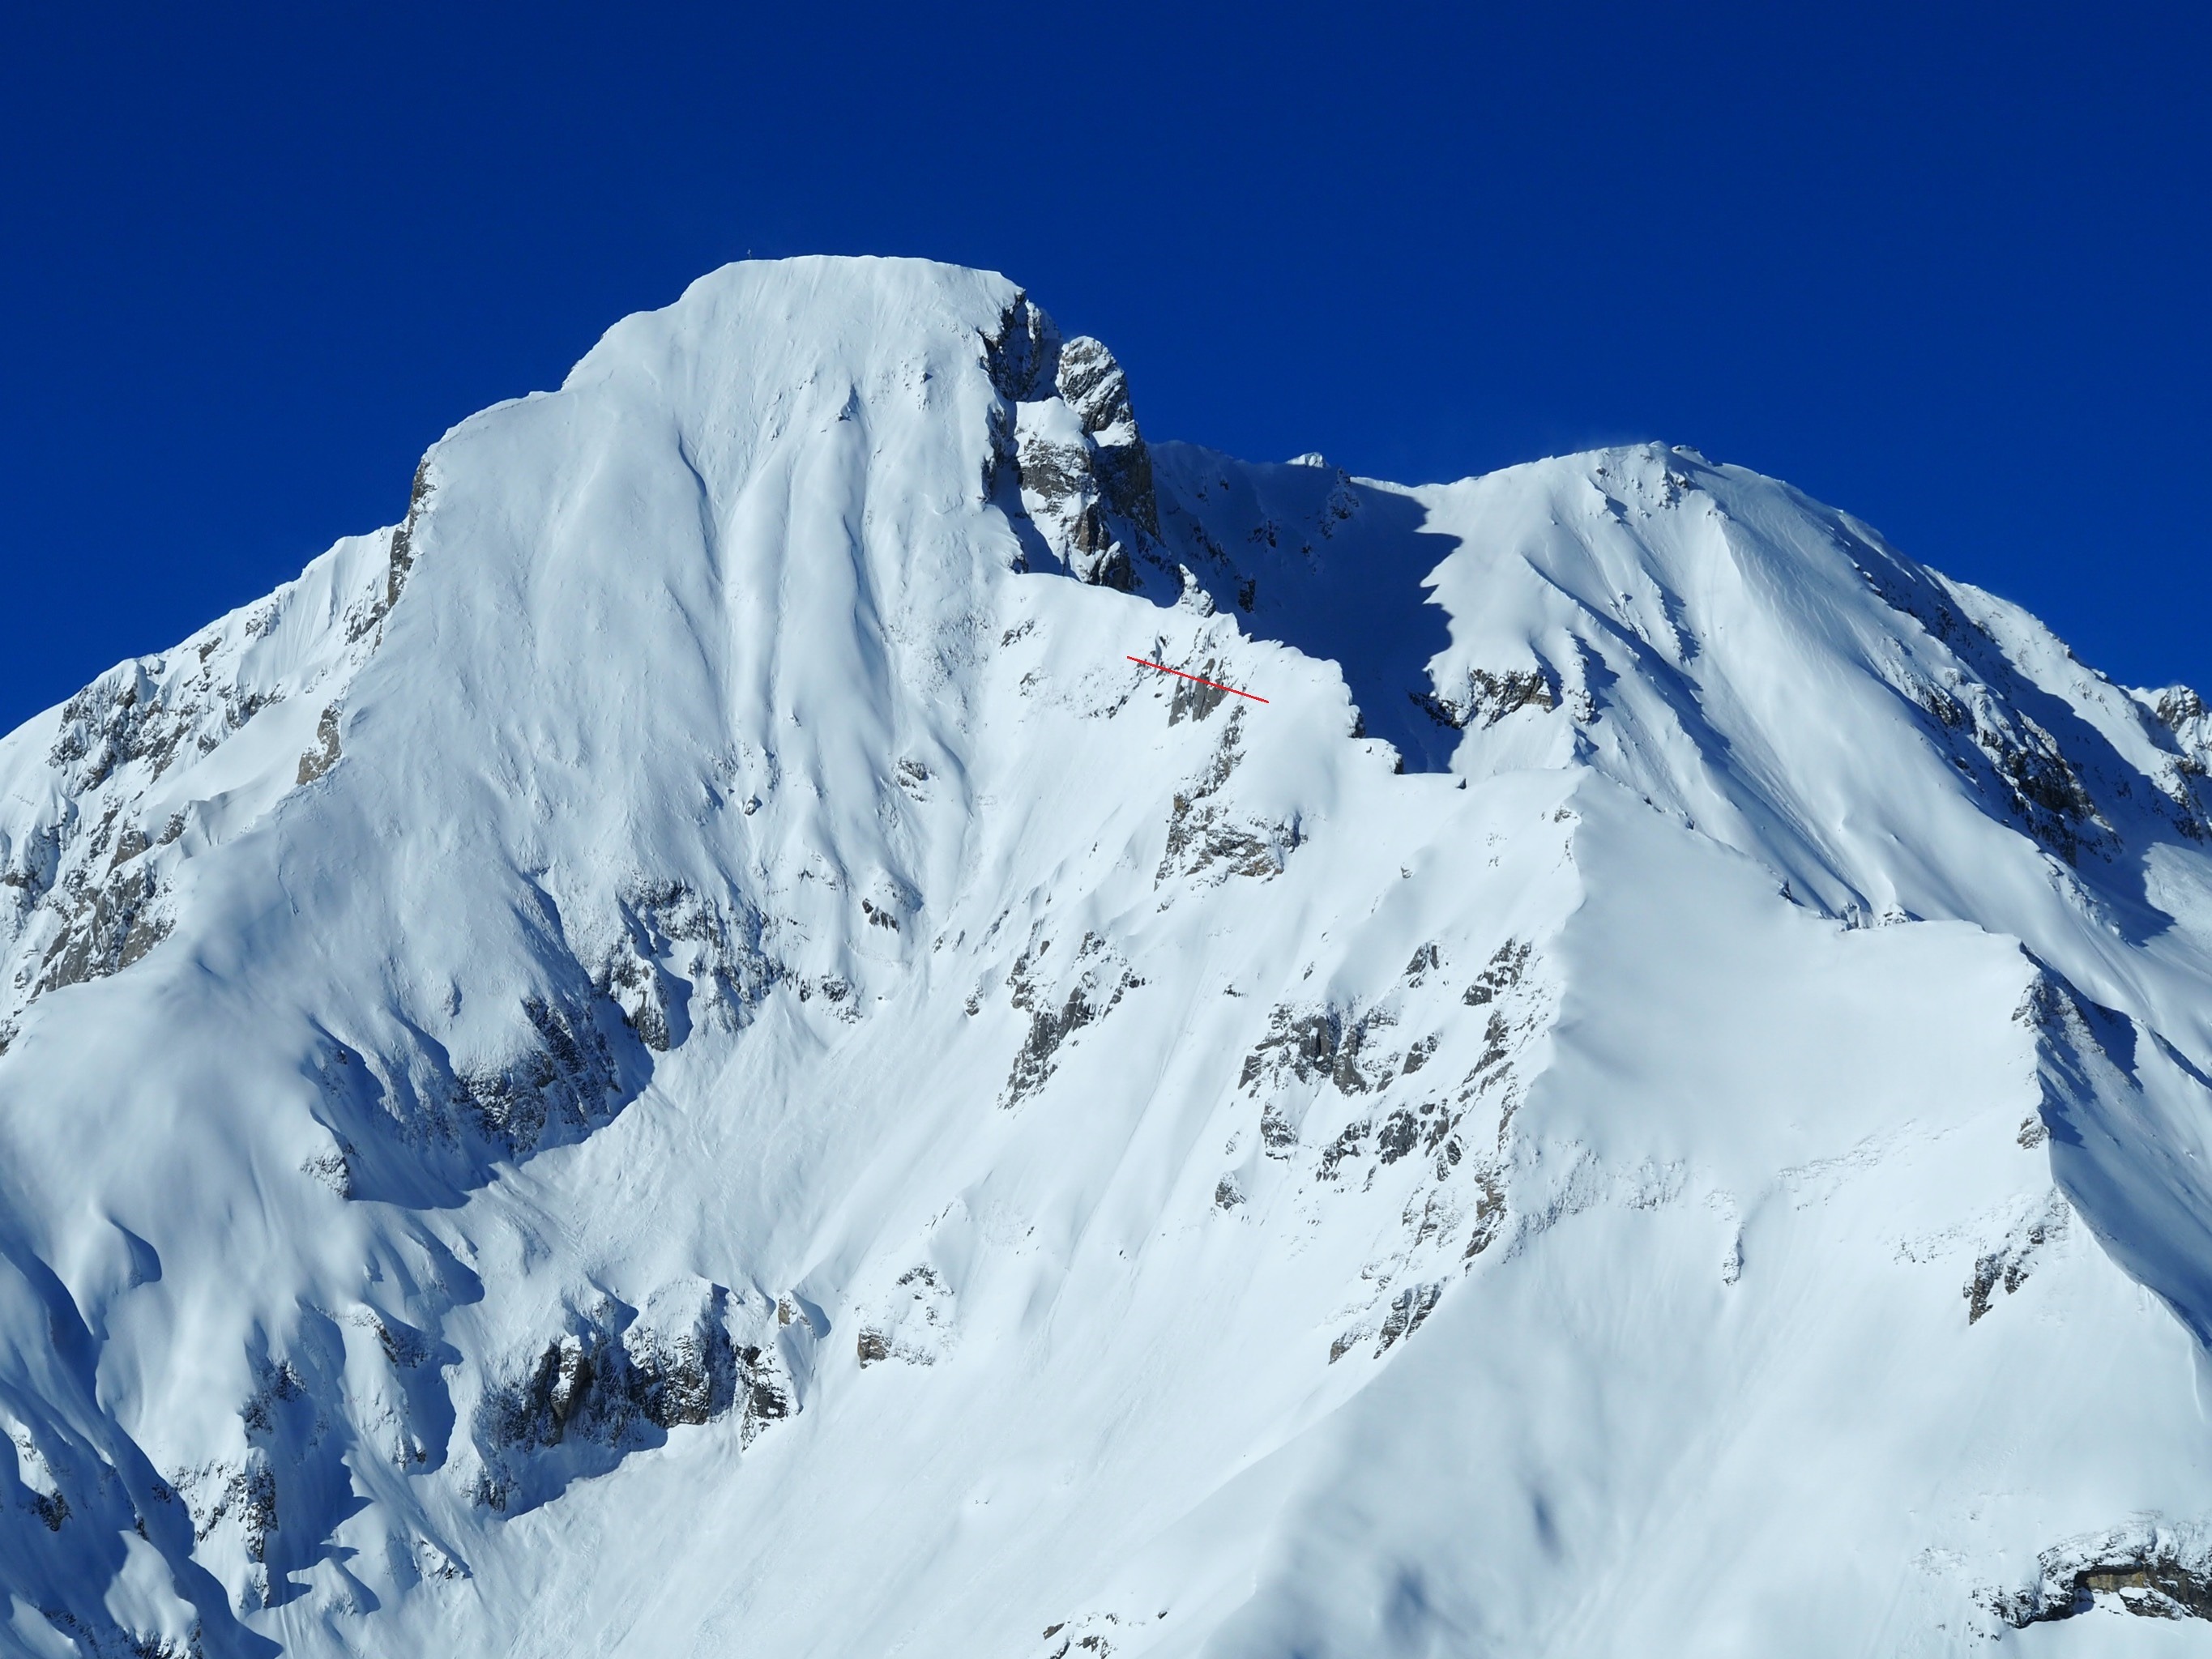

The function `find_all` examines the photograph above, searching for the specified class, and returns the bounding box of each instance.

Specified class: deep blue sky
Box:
[3,2,2206,732]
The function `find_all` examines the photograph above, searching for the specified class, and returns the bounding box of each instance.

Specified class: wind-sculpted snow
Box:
[2,256,2212,1655]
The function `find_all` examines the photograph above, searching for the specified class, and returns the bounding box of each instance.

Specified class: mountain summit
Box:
[3,257,2211,1655]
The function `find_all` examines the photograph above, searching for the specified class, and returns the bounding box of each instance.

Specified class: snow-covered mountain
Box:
[4,255,2212,1657]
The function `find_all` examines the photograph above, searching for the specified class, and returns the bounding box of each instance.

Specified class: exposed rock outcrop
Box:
[471,1280,796,1515]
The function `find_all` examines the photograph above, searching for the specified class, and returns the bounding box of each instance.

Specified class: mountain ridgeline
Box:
[2,258,2211,1656]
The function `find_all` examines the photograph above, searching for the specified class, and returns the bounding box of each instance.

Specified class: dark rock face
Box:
[296,705,343,785]
[1001,932,1142,1106]
[384,458,435,612]
[33,860,169,995]
[1413,667,1557,731]
[985,300,1164,594]
[984,292,1061,403]
[1376,1108,1420,1166]
[1157,708,1291,887]
[1462,939,1531,1008]
[1232,935,1548,1368]
[1239,1000,1397,1099]
[1964,1192,2069,1324]
[1375,1283,1439,1353]
[472,1281,794,1515]
[453,993,631,1154]
[1988,1521,2212,1625]
[1055,335,1159,541]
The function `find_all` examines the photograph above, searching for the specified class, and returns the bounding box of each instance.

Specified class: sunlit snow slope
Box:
[3,258,2212,1657]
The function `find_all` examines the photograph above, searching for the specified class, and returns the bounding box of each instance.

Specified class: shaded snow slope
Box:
[2,257,2210,1656]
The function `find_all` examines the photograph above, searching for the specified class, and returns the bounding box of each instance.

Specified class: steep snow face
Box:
[1157,439,2212,1358]
[1,258,2211,1657]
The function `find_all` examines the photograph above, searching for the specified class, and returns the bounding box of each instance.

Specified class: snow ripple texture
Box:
[0,257,2210,1655]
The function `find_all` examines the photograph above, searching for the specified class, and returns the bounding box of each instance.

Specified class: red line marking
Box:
[1127,656,1270,703]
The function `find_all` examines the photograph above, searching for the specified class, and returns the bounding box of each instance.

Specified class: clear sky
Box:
[2,2,2205,734]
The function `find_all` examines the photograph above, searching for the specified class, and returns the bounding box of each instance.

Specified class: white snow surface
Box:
[2,256,2212,1655]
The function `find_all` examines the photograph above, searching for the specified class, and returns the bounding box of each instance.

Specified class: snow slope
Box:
[2,256,2211,1656]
